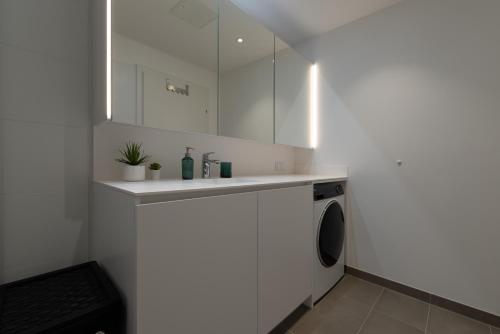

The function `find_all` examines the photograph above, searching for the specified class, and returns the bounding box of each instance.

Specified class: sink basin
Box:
[189,178,259,185]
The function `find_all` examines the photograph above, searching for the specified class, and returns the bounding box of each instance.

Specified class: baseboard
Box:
[345,266,500,328]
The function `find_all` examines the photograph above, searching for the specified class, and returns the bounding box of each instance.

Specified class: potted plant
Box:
[149,162,162,181]
[116,142,149,181]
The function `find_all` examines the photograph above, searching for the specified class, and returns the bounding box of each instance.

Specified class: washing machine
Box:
[313,181,346,303]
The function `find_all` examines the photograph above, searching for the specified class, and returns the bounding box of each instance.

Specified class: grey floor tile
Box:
[323,275,383,306]
[359,311,424,334]
[310,296,372,334]
[374,289,429,331]
[290,308,326,334]
[428,306,490,334]
[272,276,497,334]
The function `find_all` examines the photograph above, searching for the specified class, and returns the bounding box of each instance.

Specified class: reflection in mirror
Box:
[111,0,218,135]
[274,36,313,148]
[218,0,275,144]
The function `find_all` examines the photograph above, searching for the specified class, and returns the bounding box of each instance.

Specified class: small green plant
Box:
[149,162,162,170]
[116,142,149,166]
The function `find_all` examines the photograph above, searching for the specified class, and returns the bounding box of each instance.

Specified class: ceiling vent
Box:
[169,0,217,29]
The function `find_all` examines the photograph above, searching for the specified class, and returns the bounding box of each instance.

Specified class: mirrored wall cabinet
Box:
[91,0,316,149]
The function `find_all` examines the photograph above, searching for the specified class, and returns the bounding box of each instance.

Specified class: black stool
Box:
[0,261,124,334]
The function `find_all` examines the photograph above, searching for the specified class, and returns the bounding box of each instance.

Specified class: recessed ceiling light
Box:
[236,37,244,44]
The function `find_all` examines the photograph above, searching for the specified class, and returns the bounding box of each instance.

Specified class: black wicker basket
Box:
[0,261,124,334]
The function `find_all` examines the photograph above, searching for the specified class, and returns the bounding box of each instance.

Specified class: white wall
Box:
[94,122,298,181]
[112,33,218,135]
[0,0,90,282]
[296,0,500,316]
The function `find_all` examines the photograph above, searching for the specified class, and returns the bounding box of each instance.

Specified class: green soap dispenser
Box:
[182,147,194,180]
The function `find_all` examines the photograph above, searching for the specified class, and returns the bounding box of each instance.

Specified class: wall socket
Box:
[274,161,286,172]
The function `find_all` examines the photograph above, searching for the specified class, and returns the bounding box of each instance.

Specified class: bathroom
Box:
[1,0,499,333]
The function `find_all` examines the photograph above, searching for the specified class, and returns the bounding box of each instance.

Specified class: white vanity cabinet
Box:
[136,193,258,334]
[92,176,347,334]
[258,185,313,334]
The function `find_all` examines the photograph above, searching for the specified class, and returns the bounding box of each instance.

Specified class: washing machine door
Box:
[318,200,345,268]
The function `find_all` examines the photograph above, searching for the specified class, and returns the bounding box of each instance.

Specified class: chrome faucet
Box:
[202,152,220,178]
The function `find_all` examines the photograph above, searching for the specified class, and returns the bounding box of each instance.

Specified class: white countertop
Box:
[97,174,348,197]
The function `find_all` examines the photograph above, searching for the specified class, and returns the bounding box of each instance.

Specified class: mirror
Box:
[218,0,274,144]
[274,36,313,148]
[109,0,314,148]
[111,0,219,135]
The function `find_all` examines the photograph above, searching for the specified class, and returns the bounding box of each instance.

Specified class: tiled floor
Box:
[271,275,497,334]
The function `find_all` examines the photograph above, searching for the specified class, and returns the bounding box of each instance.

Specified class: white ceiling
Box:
[230,0,404,45]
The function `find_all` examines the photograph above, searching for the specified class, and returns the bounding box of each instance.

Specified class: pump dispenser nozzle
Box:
[184,146,194,157]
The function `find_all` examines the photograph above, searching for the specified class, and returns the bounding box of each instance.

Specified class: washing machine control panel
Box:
[314,182,345,201]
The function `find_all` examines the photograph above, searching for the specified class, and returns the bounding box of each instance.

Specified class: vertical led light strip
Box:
[106,0,112,120]
[310,64,318,148]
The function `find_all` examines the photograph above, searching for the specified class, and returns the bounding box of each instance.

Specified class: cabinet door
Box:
[258,185,313,334]
[136,193,258,334]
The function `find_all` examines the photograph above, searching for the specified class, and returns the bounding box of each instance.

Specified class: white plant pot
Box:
[151,169,161,181]
[122,165,146,182]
